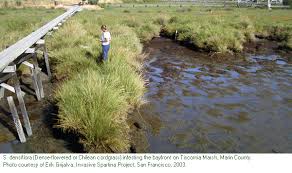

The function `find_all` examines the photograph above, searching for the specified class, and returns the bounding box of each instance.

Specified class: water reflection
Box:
[139,37,292,153]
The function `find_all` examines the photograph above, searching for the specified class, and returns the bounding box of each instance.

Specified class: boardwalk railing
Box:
[0,5,81,72]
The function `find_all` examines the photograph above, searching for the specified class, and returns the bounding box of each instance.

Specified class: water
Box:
[138,37,292,153]
[0,37,291,153]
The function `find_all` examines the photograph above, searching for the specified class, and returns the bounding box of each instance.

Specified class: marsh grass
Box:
[56,70,130,152]
[2,6,292,152]
[0,8,63,51]
[49,7,292,152]
[46,11,150,152]
[158,7,292,52]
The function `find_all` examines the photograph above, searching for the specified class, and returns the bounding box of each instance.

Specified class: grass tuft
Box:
[56,70,130,152]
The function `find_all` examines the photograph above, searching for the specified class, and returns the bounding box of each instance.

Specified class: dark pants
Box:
[102,44,110,61]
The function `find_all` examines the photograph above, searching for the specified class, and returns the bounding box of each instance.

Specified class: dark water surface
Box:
[138,37,292,153]
[0,37,291,153]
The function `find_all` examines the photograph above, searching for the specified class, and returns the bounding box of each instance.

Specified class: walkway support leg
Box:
[31,67,41,101]
[0,87,4,100]
[13,75,32,136]
[7,96,26,143]
[37,39,51,79]
[32,54,44,99]
[43,44,52,79]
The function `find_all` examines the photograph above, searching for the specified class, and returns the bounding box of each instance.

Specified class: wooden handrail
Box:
[0,5,82,72]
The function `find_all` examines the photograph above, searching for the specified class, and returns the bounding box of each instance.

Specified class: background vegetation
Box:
[283,0,292,7]
[0,0,81,7]
[1,6,292,152]
[161,8,292,53]
[48,7,292,152]
[0,8,62,51]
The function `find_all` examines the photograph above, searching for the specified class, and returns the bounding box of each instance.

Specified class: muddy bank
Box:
[0,72,85,153]
[0,69,148,153]
[160,29,292,62]
[134,37,292,153]
[1,36,291,153]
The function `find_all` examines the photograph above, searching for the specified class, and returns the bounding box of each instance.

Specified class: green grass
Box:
[1,6,292,152]
[0,7,63,51]
[161,7,292,53]
[47,11,149,152]
[57,70,131,152]
[100,7,292,53]
[47,7,292,152]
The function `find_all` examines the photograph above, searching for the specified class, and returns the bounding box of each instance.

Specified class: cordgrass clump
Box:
[57,70,130,152]
[47,8,291,152]
[2,7,292,153]
[46,11,149,152]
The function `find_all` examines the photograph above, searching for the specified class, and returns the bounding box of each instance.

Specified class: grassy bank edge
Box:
[46,7,292,152]
[46,11,160,152]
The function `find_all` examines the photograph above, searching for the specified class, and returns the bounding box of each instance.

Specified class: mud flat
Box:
[0,73,83,153]
[1,36,291,153]
[135,37,292,153]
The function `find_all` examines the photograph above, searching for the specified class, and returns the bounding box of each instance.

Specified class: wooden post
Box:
[43,44,52,79]
[24,50,42,101]
[32,54,44,98]
[31,70,41,101]
[37,39,52,79]
[2,65,16,73]
[268,0,271,10]
[0,83,25,98]
[0,86,4,99]
[13,76,32,136]
[37,68,44,99]
[7,96,26,143]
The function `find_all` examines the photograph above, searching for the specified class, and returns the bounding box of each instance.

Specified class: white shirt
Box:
[101,31,111,45]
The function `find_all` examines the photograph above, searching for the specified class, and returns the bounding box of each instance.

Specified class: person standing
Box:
[100,25,111,61]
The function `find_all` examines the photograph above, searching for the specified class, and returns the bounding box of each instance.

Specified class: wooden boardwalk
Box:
[0,5,82,144]
[0,5,81,72]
